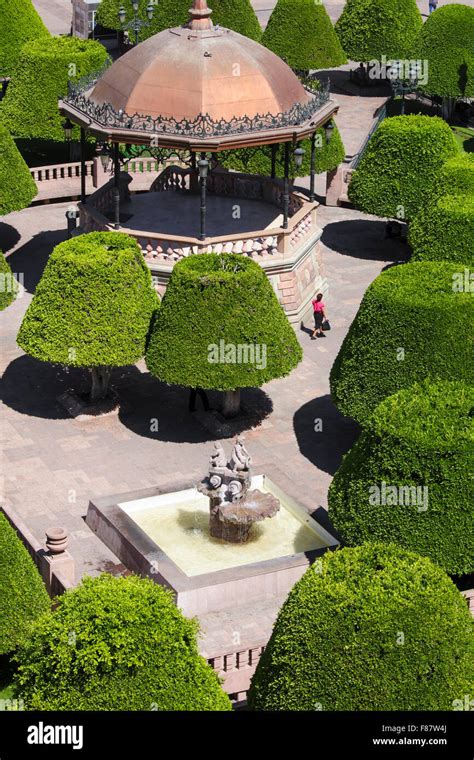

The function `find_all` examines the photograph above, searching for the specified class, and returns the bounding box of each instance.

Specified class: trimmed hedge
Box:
[409,193,474,264]
[218,119,345,177]
[0,0,49,77]
[415,4,474,99]
[0,124,37,215]
[329,261,474,423]
[0,36,109,142]
[14,574,231,710]
[262,0,347,69]
[335,0,422,62]
[146,254,302,390]
[328,380,474,575]
[348,115,459,220]
[97,0,261,40]
[248,543,474,710]
[430,153,474,200]
[17,232,159,368]
[0,252,18,311]
[0,512,50,656]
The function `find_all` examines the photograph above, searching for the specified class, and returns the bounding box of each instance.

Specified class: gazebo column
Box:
[309,131,317,202]
[199,152,208,241]
[271,143,277,179]
[282,142,290,229]
[113,142,120,230]
[80,128,86,204]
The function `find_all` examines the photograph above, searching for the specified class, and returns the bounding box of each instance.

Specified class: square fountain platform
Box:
[86,473,338,617]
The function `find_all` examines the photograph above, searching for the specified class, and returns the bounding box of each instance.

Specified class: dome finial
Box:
[187,0,213,31]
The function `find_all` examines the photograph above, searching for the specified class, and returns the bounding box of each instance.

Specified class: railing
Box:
[30,161,94,183]
[351,103,388,170]
[150,165,192,193]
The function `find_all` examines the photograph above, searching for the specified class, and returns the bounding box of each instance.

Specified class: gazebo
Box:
[60,0,339,323]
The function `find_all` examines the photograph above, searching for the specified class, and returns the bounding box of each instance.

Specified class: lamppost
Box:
[119,1,155,47]
[198,154,209,241]
[62,117,74,161]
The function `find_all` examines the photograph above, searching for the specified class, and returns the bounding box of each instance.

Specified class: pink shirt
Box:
[312,300,325,313]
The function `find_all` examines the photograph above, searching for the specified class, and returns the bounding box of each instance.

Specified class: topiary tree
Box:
[146,253,303,417]
[218,119,345,179]
[408,193,474,265]
[0,0,49,78]
[17,232,160,402]
[262,0,346,70]
[428,152,474,201]
[348,115,459,221]
[97,0,261,41]
[328,380,474,576]
[0,512,50,656]
[0,252,19,311]
[248,543,474,710]
[335,0,422,63]
[329,261,473,423]
[13,574,231,710]
[414,4,474,118]
[0,124,37,215]
[0,36,109,143]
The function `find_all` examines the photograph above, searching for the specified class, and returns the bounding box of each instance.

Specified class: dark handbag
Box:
[322,319,331,331]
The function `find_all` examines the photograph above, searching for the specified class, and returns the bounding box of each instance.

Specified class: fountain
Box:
[198,438,280,543]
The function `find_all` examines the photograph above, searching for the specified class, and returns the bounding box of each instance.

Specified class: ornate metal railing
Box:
[64,74,331,138]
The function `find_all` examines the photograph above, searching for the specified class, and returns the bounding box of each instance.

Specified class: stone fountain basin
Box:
[86,474,338,616]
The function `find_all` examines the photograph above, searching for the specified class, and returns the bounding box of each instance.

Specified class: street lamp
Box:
[118,1,155,46]
[62,118,74,141]
[98,143,110,171]
[294,146,305,169]
[324,121,334,143]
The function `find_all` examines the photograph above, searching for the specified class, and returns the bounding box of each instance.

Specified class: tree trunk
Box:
[90,367,112,403]
[222,389,241,419]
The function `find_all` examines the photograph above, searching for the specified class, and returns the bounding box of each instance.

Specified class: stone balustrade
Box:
[30,161,94,183]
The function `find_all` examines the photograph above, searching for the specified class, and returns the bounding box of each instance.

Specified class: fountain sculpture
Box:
[198,437,280,543]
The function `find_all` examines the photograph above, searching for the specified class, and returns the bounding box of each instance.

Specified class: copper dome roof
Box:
[90,3,311,122]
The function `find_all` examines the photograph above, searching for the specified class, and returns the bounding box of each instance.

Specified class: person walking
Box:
[311,293,327,339]
[428,0,438,14]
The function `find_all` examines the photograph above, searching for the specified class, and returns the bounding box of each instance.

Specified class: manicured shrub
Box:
[262,0,346,69]
[409,193,474,264]
[0,512,50,656]
[328,380,474,575]
[17,232,159,401]
[415,4,474,100]
[218,119,345,177]
[329,261,473,423]
[0,252,18,311]
[0,0,49,77]
[335,0,422,62]
[97,0,261,40]
[248,543,474,710]
[145,253,302,416]
[348,115,459,220]
[0,124,37,215]
[14,574,231,710]
[1,36,109,142]
[429,153,474,200]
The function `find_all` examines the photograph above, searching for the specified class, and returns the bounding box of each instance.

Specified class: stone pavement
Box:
[0,201,408,582]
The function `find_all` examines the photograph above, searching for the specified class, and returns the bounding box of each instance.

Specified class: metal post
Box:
[191,152,196,171]
[113,142,120,230]
[282,142,290,229]
[200,152,207,242]
[271,143,277,179]
[309,131,316,202]
[80,128,86,204]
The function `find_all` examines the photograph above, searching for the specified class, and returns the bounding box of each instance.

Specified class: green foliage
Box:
[262,0,346,69]
[97,0,261,40]
[430,152,474,200]
[328,380,474,575]
[335,0,422,61]
[348,115,459,220]
[248,543,474,710]
[0,36,109,142]
[17,232,159,368]
[14,574,231,710]
[0,512,50,656]
[329,261,474,423]
[218,120,345,177]
[0,252,18,311]
[409,193,474,264]
[146,253,302,391]
[415,4,474,99]
[0,124,37,215]
[0,0,49,77]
